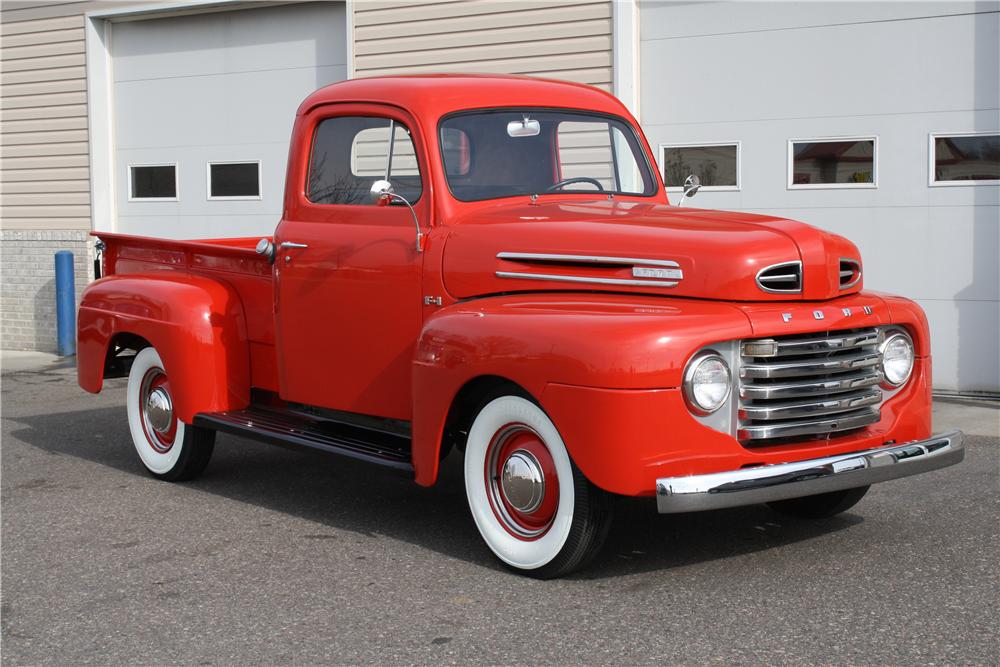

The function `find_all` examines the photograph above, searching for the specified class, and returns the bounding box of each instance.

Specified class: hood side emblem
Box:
[782,313,792,322]
[842,308,852,316]
[813,310,825,320]
[632,266,683,280]
[864,305,873,315]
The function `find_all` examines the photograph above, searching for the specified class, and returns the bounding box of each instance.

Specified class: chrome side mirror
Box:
[677,174,701,207]
[368,179,424,252]
[370,179,394,207]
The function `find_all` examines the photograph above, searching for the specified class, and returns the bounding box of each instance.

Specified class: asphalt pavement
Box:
[2,353,998,665]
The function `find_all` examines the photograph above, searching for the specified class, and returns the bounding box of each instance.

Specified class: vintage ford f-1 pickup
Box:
[78,75,963,577]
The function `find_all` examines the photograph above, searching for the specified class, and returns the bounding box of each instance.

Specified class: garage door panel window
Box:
[789,138,877,189]
[309,116,423,206]
[208,162,261,200]
[930,133,1000,186]
[129,164,177,201]
[662,143,739,191]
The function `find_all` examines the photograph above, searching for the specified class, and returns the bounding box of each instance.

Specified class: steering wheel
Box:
[545,177,606,192]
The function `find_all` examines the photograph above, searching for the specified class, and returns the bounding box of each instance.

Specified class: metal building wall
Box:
[639,1,1000,394]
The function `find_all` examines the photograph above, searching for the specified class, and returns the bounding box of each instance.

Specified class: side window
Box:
[308,116,422,205]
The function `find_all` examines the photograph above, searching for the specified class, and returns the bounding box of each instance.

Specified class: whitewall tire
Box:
[464,394,613,578]
[126,346,215,481]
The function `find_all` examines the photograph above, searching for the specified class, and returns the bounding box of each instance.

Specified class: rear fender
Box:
[77,274,251,423]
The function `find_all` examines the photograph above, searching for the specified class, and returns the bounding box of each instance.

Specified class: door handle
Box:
[280,241,308,249]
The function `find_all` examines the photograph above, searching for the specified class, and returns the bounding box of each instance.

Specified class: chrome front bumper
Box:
[655,431,964,514]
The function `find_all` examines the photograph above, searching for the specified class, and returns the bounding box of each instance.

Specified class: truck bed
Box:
[96,231,276,351]
[97,232,268,275]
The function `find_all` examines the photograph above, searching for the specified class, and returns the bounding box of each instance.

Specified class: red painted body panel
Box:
[78,274,251,423]
[79,75,934,500]
[441,200,861,301]
[541,358,931,496]
[410,290,932,490]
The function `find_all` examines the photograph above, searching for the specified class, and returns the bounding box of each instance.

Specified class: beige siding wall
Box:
[353,0,613,91]
[1,2,94,351]
[1,7,91,231]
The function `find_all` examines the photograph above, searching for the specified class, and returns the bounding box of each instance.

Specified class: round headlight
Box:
[880,331,914,387]
[683,352,732,415]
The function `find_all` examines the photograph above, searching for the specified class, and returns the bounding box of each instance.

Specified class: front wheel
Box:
[126,346,215,481]
[464,394,613,578]
[767,485,870,519]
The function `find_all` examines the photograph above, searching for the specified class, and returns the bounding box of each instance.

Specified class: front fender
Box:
[410,294,752,486]
[77,274,250,423]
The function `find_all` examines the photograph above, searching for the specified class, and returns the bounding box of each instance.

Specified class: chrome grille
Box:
[738,328,883,443]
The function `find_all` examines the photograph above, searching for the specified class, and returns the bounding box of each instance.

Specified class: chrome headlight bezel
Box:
[683,351,732,416]
[879,329,915,388]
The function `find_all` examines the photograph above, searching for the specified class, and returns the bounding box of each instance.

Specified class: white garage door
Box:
[112,2,346,239]
[638,3,999,395]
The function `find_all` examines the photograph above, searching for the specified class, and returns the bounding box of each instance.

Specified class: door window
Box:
[307,116,422,205]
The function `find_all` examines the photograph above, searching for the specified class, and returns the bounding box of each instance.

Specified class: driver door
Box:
[273,106,428,421]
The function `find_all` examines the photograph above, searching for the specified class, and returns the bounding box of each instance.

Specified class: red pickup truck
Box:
[78,75,963,578]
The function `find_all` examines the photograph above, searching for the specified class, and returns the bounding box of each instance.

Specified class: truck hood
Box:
[441,199,862,302]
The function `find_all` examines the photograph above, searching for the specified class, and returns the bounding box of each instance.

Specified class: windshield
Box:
[439,109,657,202]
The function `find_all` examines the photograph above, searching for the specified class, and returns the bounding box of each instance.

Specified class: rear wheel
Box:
[126,347,215,481]
[767,485,870,519]
[464,394,613,579]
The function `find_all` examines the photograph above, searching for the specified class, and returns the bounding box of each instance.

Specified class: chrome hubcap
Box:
[144,387,173,434]
[500,450,545,513]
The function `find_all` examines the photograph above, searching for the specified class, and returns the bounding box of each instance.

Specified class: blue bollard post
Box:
[55,250,76,356]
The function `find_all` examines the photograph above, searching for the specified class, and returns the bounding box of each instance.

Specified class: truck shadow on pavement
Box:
[8,404,863,580]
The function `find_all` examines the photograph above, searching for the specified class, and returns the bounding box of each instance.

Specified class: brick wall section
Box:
[1,230,91,352]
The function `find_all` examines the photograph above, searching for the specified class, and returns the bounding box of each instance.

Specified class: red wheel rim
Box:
[484,423,560,540]
[139,367,177,453]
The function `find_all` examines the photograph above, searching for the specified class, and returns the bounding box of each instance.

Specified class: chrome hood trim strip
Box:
[496,271,680,288]
[497,252,681,269]
[495,252,683,288]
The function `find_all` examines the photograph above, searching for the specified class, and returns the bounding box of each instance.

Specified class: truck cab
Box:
[78,75,963,578]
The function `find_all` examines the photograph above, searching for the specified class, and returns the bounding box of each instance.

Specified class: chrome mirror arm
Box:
[370,179,424,252]
[383,191,424,252]
[677,174,702,208]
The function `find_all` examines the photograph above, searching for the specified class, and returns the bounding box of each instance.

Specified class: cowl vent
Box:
[756,261,802,294]
[839,258,862,290]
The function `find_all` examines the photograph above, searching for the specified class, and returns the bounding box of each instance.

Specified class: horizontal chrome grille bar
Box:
[741,350,880,379]
[738,407,881,441]
[739,370,883,400]
[741,328,880,358]
[740,388,882,421]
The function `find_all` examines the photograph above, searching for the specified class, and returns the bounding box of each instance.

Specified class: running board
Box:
[194,406,413,473]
